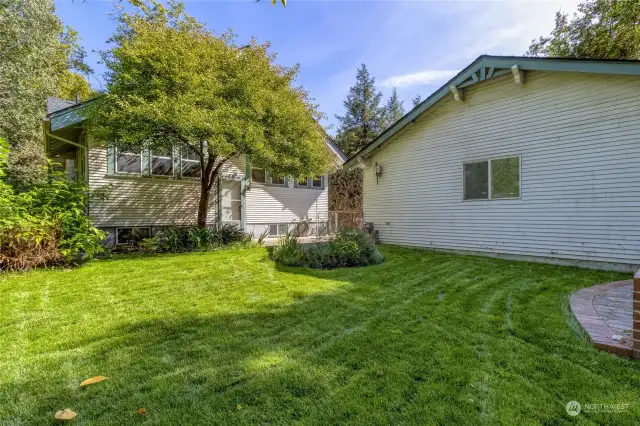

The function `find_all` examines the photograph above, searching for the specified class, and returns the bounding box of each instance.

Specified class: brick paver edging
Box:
[569,280,633,358]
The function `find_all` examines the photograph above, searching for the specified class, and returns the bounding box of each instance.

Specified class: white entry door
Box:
[221,180,242,228]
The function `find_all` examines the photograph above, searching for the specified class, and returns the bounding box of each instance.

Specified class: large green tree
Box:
[383,87,405,128]
[0,0,92,185]
[334,64,386,157]
[89,0,331,227]
[527,0,640,59]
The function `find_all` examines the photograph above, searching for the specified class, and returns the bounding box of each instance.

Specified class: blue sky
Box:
[54,0,579,133]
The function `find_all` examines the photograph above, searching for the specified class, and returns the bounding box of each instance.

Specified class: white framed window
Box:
[116,149,142,174]
[151,150,173,177]
[181,149,201,178]
[251,168,266,184]
[463,156,520,200]
[116,227,151,245]
[268,223,289,236]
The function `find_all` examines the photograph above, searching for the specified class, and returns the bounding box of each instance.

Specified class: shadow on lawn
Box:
[4,247,639,424]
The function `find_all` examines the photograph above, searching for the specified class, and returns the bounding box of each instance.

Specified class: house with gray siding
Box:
[44,100,346,246]
[344,55,640,271]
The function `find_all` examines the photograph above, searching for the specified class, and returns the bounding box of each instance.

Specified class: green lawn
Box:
[1,246,639,425]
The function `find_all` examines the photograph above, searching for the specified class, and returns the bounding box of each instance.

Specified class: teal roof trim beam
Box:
[343,55,640,168]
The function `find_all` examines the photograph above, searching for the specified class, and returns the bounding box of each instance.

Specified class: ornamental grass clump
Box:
[271,228,384,269]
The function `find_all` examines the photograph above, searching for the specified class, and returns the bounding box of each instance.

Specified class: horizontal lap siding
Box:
[246,181,328,224]
[363,71,640,267]
[88,148,244,227]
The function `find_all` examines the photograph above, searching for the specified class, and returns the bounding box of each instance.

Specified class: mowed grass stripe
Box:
[0,246,639,425]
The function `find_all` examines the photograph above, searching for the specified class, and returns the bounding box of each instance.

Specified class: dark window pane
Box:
[297,177,309,187]
[116,152,141,174]
[151,151,173,176]
[181,149,201,178]
[278,224,288,235]
[270,175,285,185]
[491,157,520,199]
[117,227,150,244]
[269,224,278,236]
[312,176,322,188]
[182,160,200,178]
[464,161,488,200]
[252,168,265,183]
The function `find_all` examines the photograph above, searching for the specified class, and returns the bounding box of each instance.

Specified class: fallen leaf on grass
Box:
[55,408,77,421]
[136,408,147,416]
[80,376,108,387]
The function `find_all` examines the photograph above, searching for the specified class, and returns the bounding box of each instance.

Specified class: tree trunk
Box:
[197,181,210,228]
[197,153,217,228]
[196,152,231,228]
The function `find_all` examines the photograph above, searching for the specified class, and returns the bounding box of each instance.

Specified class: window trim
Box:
[180,149,201,179]
[269,223,289,236]
[115,227,151,245]
[462,155,521,201]
[150,149,174,178]
[114,148,142,175]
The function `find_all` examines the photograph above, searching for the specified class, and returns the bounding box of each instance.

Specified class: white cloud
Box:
[381,69,459,88]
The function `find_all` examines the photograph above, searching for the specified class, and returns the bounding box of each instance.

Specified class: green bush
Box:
[152,223,252,253]
[271,232,305,267]
[0,139,106,271]
[271,228,384,269]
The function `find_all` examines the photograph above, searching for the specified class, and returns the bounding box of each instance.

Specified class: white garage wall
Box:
[363,70,640,270]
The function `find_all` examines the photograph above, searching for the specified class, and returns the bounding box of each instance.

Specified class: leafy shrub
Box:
[152,223,252,253]
[138,237,159,254]
[271,228,384,269]
[0,138,106,271]
[271,232,305,267]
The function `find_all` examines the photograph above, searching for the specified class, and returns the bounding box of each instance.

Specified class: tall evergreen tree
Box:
[527,0,640,59]
[334,64,386,157]
[412,94,422,107]
[383,87,405,128]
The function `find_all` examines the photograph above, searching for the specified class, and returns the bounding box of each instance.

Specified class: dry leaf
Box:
[80,376,108,387]
[55,408,77,421]
[136,408,147,416]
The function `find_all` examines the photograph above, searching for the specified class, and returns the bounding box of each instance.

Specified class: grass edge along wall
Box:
[347,56,640,272]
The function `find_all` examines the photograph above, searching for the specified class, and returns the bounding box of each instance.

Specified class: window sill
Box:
[104,174,199,184]
[462,197,521,202]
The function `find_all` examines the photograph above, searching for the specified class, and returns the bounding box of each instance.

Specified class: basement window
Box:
[116,227,151,245]
[269,224,289,236]
[463,156,520,200]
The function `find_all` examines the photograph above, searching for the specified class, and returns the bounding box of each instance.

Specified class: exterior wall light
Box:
[374,162,382,184]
